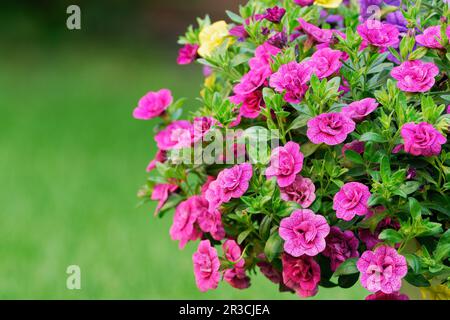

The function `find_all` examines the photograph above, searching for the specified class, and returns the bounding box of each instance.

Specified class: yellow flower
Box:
[314,0,343,8]
[198,21,229,58]
[420,284,450,300]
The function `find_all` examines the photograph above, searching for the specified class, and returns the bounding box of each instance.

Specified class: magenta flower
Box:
[265,142,304,187]
[200,176,216,196]
[146,150,166,172]
[204,179,223,212]
[309,48,343,79]
[279,209,330,257]
[250,43,281,70]
[197,208,225,241]
[282,253,321,297]
[229,90,263,119]
[391,60,439,92]
[342,140,365,157]
[151,183,178,216]
[234,68,271,96]
[193,117,216,142]
[357,246,408,294]
[357,20,399,48]
[223,240,245,268]
[400,122,446,157]
[229,25,248,40]
[333,182,371,221]
[365,291,409,300]
[133,89,173,120]
[297,18,334,43]
[170,197,203,249]
[341,98,379,122]
[280,175,316,208]
[224,268,251,289]
[269,61,313,103]
[217,163,253,202]
[192,240,221,292]
[223,240,250,289]
[307,113,356,145]
[177,44,199,65]
[416,26,444,49]
[264,6,286,24]
[154,120,193,150]
[323,226,360,272]
[257,254,282,284]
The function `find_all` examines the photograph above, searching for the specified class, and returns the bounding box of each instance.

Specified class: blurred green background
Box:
[0,0,366,299]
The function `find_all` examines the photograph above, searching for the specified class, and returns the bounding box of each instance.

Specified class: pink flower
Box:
[358,207,400,250]
[193,117,216,142]
[309,48,343,79]
[257,254,282,284]
[341,98,379,122]
[146,150,166,172]
[230,90,264,119]
[154,120,193,150]
[269,61,313,103]
[307,113,355,145]
[151,183,178,215]
[169,196,203,249]
[357,246,408,294]
[264,6,286,24]
[400,122,446,156]
[333,182,371,221]
[217,163,253,202]
[177,44,199,65]
[229,25,248,40]
[197,205,225,241]
[204,179,223,212]
[365,291,409,300]
[294,0,315,6]
[297,18,334,43]
[192,240,221,292]
[357,20,399,48]
[234,68,271,95]
[323,226,360,272]
[279,209,330,257]
[342,140,365,157]
[391,60,439,92]
[223,240,250,289]
[265,142,304,187]
[416,26,444,49]
[282,253,321,297]
[280,175,316,208]
[200,176,216,196]
[133,89,173,120]
[250,43,281,70]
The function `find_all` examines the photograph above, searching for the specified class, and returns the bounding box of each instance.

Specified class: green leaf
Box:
[237,229,252,245]
[434,230,450,262]
[301,142,320,158]
[404,272,430,287]
[359,132,387,143]
[338,273,360,289]
[259,216,272,241]
[288,113,312,131]
[264,232,283,262]
[344,150,364,165]
[409,197,422,220]
[378,229,404,244]
[403,253,421,274]
[226,10,244,24]
[333,257,359,276]
[380,155,391,183]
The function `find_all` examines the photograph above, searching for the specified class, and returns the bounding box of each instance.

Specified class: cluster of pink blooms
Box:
[133,0,449,300]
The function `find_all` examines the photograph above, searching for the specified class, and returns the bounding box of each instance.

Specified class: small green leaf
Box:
[259,216,272,241]
[403,253,421,274]
[338,273,360,289]
[404,272,430,287]
[380,155,391,183]
[359,132,387,143]
[264,232,283,262]
[344,150,364,165]
[379,229,404,244]
[237,229,252,244]
[333,257,359,276]
[409,197,422,220]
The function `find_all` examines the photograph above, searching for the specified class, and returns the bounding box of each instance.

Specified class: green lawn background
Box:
[0,40,367,299]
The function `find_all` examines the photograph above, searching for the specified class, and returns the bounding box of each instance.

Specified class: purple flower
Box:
[267,31,288,49]
[279,209,330,257]
[269,61,313,103]
[280,176,316,208]
[257,254,282,284]
[282,253,321,297]
[365,291,409,300]
[177,44,199,65]
[357,246,408,294]
[294,0,315,6]
[133,89,173,120]
[265,142,304,187]
[307,113,356,146]
[229,25,248,41]
[401,122,446,156]
[217,163,253,202]
[391,60,439,92]
[385,11,408,33]
[264,6,286,24]
[333,182,371,221]
[341,98,379,122]
[323,227,360,272]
